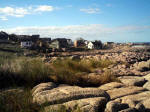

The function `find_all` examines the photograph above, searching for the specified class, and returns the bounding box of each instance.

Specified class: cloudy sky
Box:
[0,0,150,42]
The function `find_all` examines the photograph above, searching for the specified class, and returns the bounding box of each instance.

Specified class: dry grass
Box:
[0,52,117,88]
[0,88,83,112]
[49,58,117,86]
[0,53,117,112]
[0,56,52,89]
[0,89,40,112]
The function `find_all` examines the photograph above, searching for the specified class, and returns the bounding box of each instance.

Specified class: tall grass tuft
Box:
[0,89,41,112]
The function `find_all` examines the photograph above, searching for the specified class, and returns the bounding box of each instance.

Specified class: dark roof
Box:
[51,38,68,43]
[0,31,9,39]
[92,41,102,46]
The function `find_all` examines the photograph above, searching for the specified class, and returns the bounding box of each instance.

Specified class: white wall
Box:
[21,41,32,48]
[88,42,94,49]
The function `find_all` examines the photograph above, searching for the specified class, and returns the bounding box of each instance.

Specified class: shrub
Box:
[88,59,114,69]
[19,58,52,87]
[50,58,116,86]
[0,88,83,112]
[0,89,40,112]
[0,56,52,88]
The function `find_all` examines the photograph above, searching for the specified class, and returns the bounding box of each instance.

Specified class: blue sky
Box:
[0,0,150,42]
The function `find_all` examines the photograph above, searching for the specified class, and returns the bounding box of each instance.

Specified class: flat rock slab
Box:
[32,82,110,105]
[118,76,146,86]
[32,82,57,96]
[107,86,146,100]
[105,101,130,112]
[143,81,150,90]
[144,73,150,81]
[99,82,125,91]
[44,97,107,112]
[119,91,150,109]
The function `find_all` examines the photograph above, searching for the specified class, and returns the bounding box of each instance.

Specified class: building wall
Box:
[21,41,32,48]
[88,42,94,49]
[49,40,59,49]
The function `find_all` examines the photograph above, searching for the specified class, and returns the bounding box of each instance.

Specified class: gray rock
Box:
[107,86,146,100]
[122,99,137,108]
[44,97,107,112]
[144,73,150,81]
[99,82,125,91]
[32,82,57,97]
[105,101,129,112]
[119,108,136,112]
[118,76,146,86]
[134,60,150,72]
[32,83,110,105]
[117,91,150,111]
[143,81,150,90]
[135,103,145,112]
[142,98,150,110]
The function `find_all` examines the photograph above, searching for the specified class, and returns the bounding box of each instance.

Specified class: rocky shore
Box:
[1,46,150,112]
[32,72,150,112]
[31,48,150,112]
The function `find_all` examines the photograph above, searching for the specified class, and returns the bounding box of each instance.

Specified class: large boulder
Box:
[107,86,146,100]
[143,81,150,90]
[105,101,129,112]
[44,97,107,112]
[134,60,150,72]
[99,82,125,91]
[32,82,57,96]
[117,91,150,111]
[144,73,150,81]
[118,76,146,86]
[32,82,110,112]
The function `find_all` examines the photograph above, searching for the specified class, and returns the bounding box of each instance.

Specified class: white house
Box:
[88,42,94,49]
[21,41,33,48]
[88,41,102,49]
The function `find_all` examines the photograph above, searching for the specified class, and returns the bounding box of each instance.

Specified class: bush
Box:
[19,58,52,87]
[0,57,52,89]
[49,58,116,86]
[0,88,83,112]
[0,89,40,112]
[0,53,116,88]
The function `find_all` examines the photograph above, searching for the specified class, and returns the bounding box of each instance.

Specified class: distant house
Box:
[88,41,102,49]
[0,31,9,42]
[21,41,33,48]
[104,42,114,45]
[74,40,86,48]
[67,39,73,46]
[49,38,69,49]
[17,35,39,42]
[40,38,51,43]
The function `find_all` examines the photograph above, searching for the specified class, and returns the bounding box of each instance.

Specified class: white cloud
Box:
[0,5,54,20]
[34,5,54,12]
[0,16,8,21]
[1,24,150,41]
[80,8,101,14]
[0,7,29,17]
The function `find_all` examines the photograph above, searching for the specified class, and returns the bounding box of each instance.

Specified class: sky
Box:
[0,0,150,42]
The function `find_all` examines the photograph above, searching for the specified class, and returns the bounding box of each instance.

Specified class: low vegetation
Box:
[0,48,117,112]
[0,88,83,112]
[50,58,116,86]
[0,52,117,88]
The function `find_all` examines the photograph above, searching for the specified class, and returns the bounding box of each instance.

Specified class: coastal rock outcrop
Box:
[32,82,110,112]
